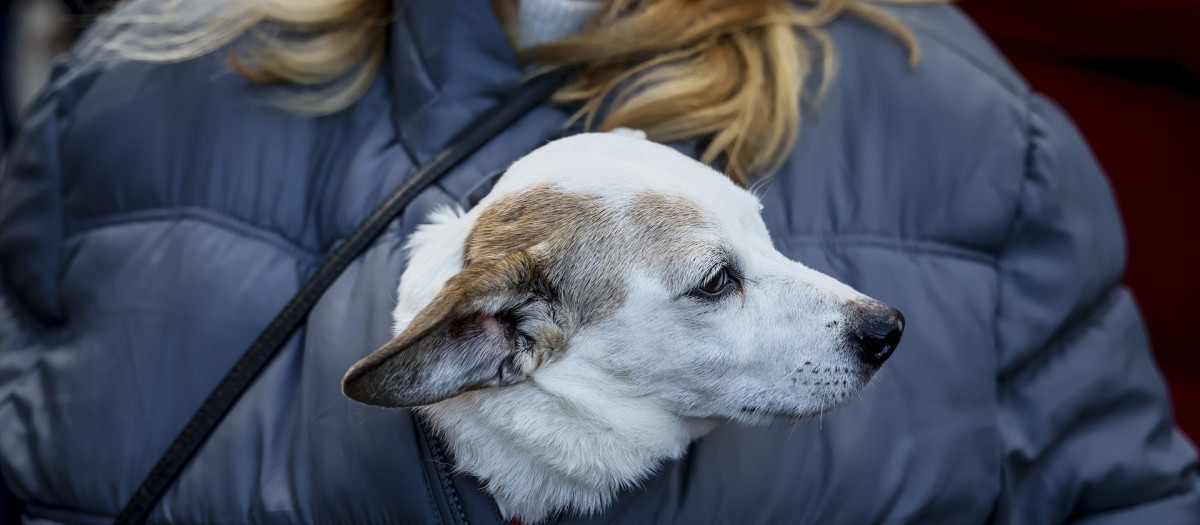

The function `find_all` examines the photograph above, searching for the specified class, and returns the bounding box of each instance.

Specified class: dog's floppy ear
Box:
[342,251,544,407]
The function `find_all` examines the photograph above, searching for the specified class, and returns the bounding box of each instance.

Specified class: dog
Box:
[342,131,904,524]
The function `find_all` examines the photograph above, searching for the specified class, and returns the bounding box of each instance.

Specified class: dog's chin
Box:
[733,379,875,425]
[734,401,857,425]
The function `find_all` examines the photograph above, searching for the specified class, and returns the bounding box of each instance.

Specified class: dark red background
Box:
[961,0,1200,441]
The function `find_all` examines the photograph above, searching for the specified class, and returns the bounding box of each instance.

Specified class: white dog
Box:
[342,132,904,524]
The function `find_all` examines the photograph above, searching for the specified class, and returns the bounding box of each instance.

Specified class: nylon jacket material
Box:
[1,0,1197,523]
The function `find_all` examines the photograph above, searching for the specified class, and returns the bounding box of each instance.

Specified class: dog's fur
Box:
[343,132,902,523]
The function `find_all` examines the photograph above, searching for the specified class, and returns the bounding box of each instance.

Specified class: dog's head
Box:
[343,133,902,424]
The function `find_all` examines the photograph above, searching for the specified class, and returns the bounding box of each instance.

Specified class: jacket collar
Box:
[387,0,525,163]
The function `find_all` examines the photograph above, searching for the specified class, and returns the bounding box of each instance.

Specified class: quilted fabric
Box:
[1,1,1196,523]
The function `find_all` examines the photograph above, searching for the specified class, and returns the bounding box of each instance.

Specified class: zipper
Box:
[419,414,470,525]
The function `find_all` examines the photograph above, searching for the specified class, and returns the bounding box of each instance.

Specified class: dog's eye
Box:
[692,267,733,298]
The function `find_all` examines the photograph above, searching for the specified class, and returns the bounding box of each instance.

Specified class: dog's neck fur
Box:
[419,356,717,523]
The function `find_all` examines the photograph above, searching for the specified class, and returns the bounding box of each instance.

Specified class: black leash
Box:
[114,69,570,525]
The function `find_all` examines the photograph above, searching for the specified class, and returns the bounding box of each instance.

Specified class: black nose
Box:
[851,306,904,366]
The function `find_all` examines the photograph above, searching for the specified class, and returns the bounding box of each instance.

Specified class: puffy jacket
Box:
[1,0,1197,523]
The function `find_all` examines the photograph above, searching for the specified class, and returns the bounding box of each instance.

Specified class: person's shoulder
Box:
[821,3,1031,121]
[41,0,227,104]
[17,0,379,258]
[876,4,1028,98]
[770,4,1038,252]
[28,0,271,180]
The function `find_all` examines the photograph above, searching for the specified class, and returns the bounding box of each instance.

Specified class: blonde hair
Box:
[116,0,929,184]
[524,0,931,183]
[108,0,389,113]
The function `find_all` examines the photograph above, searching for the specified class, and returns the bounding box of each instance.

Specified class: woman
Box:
[0,0,1196,523]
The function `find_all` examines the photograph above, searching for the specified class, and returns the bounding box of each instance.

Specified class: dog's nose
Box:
[850,305,904,367]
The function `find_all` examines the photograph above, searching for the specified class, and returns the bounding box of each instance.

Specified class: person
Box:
[1,0,1197,522]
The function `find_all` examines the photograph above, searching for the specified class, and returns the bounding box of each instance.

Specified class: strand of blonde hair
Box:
[519,0,931,183]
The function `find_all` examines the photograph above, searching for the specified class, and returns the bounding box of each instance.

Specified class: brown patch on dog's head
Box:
[468,184,708,319]
[343,183,710,407]
[623,191,709,288]
[464,185,600,266]
[467,184,624,321]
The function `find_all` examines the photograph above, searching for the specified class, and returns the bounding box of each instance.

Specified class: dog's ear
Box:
[342,251,545,407]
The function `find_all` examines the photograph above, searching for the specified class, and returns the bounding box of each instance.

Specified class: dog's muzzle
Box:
[847,302,905,367]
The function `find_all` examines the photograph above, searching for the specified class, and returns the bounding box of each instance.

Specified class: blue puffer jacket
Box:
[1,0,1197,523]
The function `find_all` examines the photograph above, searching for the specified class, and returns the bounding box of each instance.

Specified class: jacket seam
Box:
[20,502,112,525]
[997,285,1123,385]
[990,90,1037,371]
[988,90,1037,522]
[774,234,997,265]
[64,207,323,262]
[991,89,1036,364]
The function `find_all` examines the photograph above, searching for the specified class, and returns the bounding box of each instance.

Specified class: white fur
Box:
[373,132,896,523]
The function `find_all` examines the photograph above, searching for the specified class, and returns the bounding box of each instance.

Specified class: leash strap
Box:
[114,69,570,525]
